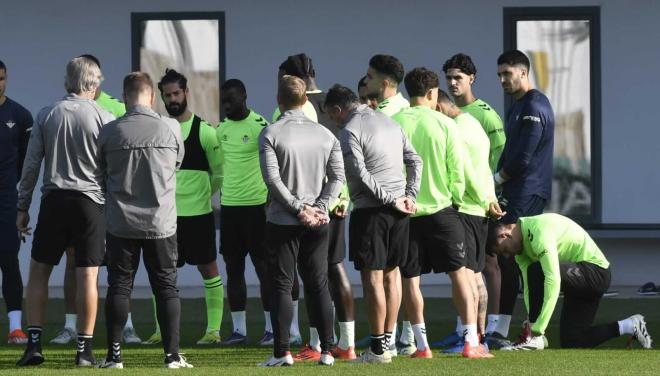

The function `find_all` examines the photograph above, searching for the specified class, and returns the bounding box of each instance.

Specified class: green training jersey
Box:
[217,110,269,206]
[392,106,465,217]
[271,100,318,123]
[176,114,222,216]
[96,91,126,118]
[455,113,496,217]
[377,92,410,117]
[516,213,610,335]
[460,99,505,172]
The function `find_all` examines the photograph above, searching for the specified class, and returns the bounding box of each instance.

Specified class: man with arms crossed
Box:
[16,57,113,366]
[325,84,421,364]
[98,72,191,368]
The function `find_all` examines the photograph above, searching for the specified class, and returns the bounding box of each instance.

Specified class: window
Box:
[131,12,226,124]
[504,7,601,224]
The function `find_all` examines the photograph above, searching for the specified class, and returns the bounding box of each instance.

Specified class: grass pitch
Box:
[0,296,658,374]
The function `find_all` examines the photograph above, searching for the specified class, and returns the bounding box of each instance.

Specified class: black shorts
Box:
[219,205,267,264]
[176,212,217,267]
[31,190,105,267]
[401,206,466,278]
[349,206,409,271]
[328,215,346,265]
[460,213,488,273]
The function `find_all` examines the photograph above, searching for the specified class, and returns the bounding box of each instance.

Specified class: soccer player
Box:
[98,72,191,368]
[258,75,344,367]
[358,76,378,110]
[325,84,422,364]
[489,50,556,348]
[442,53,506,348]
[364,54,409,116]
[278,53,357,361]
[143,69,224,345]
[0,60,32,345]
[435,89,504,354]
[16,57,114,366]
[50,54,140,346]
[489,213,653,350]
[215,79,273,346]
[271,56,318,124]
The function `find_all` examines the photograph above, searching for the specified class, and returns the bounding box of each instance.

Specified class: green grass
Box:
[0,296,658,374]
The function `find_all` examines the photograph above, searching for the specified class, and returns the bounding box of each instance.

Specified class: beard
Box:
[165,97,188,117]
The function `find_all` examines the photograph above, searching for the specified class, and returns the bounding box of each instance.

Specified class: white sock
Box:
[400,321,415,345]
[8,310,21,332]
[65,313,77,330]
[338,321,355,350]
[486,314,499,334]
[455,316,463,335]
[618,318,634,335]
[463,324,479,347]
[309,327,321,351]
[264,311,272,333]
[231,311,247,336]
[124,312,134,329]
[412,323,429,351]
[290,300,300,337]
[496,314,512,337]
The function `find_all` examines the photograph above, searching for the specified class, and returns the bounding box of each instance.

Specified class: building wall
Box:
[2,0,659,288]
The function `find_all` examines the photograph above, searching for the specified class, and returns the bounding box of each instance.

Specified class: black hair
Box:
[442,53,476,76]
[358,76,367,90]
[437,89,453,104]
[486,220,505,254]
[0,60,5,71]
[369,54,404,85]
[497,50,530,71]
[403,67,439,97]
[78,54,101,68]
[221,78,247,96]
[324,84,359,109]
[279,53,315,79]
[157,68,188,93]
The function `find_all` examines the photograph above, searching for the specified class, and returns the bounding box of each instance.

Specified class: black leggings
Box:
[0,251,22,312]
[527,261,619,348]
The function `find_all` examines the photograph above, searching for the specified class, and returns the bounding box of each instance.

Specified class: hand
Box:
[393,196,416,215]
[297,205,329,228]
[488,202,506,220]
[332,202,348,218]
[16,210,32,240]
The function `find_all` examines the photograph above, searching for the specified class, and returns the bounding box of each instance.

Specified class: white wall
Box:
[2,0,659,288]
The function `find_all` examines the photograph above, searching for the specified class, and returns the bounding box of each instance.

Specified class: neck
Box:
[228,107,250,121]
[280,104,303,113]
[76,90,96,100]
[380,86,398,102]
[176,109,193,123]
[454,91,476,107]
[513,82,531,100]
[409,97,434,110]
[304,77,319,91]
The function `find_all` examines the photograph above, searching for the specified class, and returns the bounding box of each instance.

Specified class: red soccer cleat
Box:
[332,346,357,360]
[462,341,495,359]
[411,347,433,359]
[293,344,321,361]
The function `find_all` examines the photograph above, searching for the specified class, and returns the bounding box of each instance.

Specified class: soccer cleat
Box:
[258,331,274,346]
[396,340,417,356]
[219,331,248,345]
[462,341,494,358]
[259,352,294,367]
[411,347,433,359]
[8,329,28,344]
[484,331,511,349]
[387,341,398,357]
[351,349,392,364]
[16,347,45,366]
[97,358,124,369]
[318,352,335,366]
[196,330,222,345]
[442,340,465,353]
[501,335,546,351]
[332,346,357,360]
[289,333,303,346]
[165,354,194,368]
[49,327,76,345]
[76,352,97,367]
[430,331,462,348]
[141,331,162,345]
[122,327,142,344]
[293,344,321,361]
[629,314,653,349]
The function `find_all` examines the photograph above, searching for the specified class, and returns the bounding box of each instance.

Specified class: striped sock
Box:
[204,275,224,333]
[27,326,42,350]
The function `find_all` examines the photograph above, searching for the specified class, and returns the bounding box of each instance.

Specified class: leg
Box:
[475,273,488,335]
[64,247,77,319]
[361,268,386,354]
[75,267,99,336]
[198,261,223,337]
[448,267,477,345]
[384,267,401,335]
[402,276,423,325]
[26,260,54,328]
[0,250,24,332]
[328,262,354,322]
[220,206,249,337]
[482,254,501,333]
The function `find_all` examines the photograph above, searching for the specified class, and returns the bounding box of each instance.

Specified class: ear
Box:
[469,74,475,85]
[426,89,434,101]
[150,91,155,106]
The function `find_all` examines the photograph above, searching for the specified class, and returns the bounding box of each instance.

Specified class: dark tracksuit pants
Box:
[266,223,334,357]
[105,233,181,355]
[526,261,620,348]
[0,191,22,314]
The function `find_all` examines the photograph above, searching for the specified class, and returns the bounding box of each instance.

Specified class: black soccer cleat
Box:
[16,347,45,367]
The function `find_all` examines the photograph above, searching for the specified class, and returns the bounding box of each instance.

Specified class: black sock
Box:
[27,327,42,350]
[77,334,93,355]
[370,334,384,355]
[166,353,181,362]
[384,331,393,349]
[108,342,122,362]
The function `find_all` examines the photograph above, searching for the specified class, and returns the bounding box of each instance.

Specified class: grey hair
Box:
[65,57,103,94]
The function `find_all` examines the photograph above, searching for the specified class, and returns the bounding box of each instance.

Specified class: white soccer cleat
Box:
[318,352,335,366]
[397,341,417,356]
[165,354,194,368]
[501,335,546,351]
[122,327,142,344]
[50,327,76,344]
[351,349,392,364]
[629,314,653,349]
[97,358,124,369]
[259,352,294,367]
